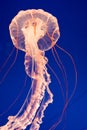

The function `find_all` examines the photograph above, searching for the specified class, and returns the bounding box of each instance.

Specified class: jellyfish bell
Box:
[9,9,60,53]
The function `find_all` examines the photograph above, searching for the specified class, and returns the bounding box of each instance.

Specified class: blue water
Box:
[0,0,87,130]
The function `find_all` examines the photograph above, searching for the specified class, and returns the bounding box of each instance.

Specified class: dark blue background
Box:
[0,0,87,130]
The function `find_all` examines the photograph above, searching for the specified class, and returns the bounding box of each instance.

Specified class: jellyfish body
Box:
[0,9,60,130]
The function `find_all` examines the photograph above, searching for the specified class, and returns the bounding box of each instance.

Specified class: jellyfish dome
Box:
[9,9,60,52]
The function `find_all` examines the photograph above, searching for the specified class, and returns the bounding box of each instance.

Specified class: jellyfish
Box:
[0,9,60,130]
[0,9,77,130]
